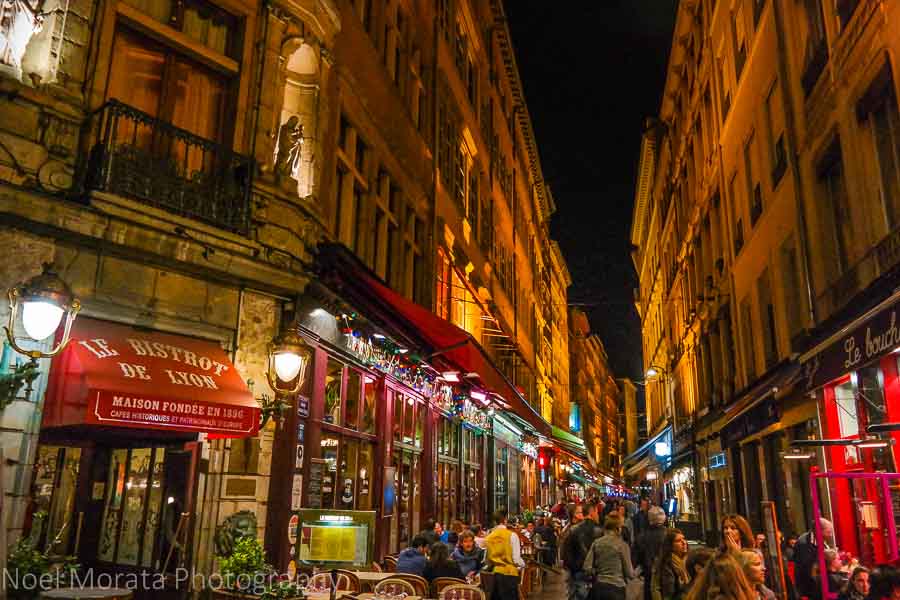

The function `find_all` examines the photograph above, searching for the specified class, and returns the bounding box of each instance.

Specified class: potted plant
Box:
[6,529,79,600]
[214,537,303,600]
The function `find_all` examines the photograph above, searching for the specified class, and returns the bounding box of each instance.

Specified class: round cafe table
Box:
[41,588,134,600]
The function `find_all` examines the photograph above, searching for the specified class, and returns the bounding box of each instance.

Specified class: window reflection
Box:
[345,370,361,430]
[325,359,343,425]
[321,435,339,508]
[363,375,377,434]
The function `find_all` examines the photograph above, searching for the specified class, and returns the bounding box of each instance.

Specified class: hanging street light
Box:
[5,263,81,360]
[260,325,312,429]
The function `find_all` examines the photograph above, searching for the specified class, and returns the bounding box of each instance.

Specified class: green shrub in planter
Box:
[6,536,79,600]
[215,537,302,600]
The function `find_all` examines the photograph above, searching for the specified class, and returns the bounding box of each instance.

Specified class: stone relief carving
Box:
[273,115,303,179]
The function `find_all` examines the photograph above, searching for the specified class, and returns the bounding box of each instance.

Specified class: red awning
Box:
[355,271,550,436]
[43,317,258,437]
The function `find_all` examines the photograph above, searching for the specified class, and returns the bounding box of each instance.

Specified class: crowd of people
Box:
[391,497,900,600]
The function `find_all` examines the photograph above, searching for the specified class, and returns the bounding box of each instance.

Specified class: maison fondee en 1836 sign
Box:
[800,297,900,392]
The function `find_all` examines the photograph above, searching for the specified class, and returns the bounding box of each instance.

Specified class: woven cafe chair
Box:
[388,573,429,597]
[432,577,467,596]
[439,583,486,600]
[373,578,417,597]
[383,555,398,572]
[308,571,360,592]
[333,570,361,592]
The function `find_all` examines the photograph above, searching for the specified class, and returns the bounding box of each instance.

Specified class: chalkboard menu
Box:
[308,459,326,509]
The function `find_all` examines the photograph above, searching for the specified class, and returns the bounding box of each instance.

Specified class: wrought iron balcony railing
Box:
[81,100,252,235]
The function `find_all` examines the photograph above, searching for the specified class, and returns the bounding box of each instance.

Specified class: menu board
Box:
[293,509,376,567]
[307,459,326,509]
[299,524,360,563]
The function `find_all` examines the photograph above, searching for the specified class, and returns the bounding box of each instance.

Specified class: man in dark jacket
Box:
[632,498,651,539]
[563,499,602,600]
[418,519,439,545]
[793,519,834,600]
[397,535,430,575]
[534,517,558,567]
[634,506,668,600]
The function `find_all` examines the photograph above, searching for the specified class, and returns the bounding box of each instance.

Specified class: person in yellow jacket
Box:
[485,509,526,600]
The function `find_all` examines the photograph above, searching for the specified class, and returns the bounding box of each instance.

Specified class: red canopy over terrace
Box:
[346,266,550,437]
[42,317,258,437]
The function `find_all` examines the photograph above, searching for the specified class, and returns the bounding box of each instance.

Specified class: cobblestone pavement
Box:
[528,568,567,600]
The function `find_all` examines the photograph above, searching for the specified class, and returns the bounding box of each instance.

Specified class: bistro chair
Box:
[333,570,361,592]
[383,555,398,572]
[371,561,384,572]
[374,578,417,597]
[439,584,486,600]
[432,577,466,596]
[388,573,429,597]
[518,564,535,600]
[308,570,360,592]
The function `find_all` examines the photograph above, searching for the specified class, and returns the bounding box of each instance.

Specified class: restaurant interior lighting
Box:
[371,333,385,339]
[855,437,892,449]
[783,450,815,460]
[441,371,460,382]
[469,390,487,402]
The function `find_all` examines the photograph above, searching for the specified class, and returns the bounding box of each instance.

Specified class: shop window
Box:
[345,369,361,430]
[403,393,415,445]
[320,434,340,507]
[835,379,859,438]
[357,443,374,510]
[416,399,425,448]
[362,374,377,434]
[32,446,81,556]
[97,447,170,567]
[495,445,508,512]
[390,448,421,553]
[324,358,343,424]
[339,439,358,509]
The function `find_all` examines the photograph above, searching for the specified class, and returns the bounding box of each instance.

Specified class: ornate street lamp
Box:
[260,325,311,429]
[5,264,81,360]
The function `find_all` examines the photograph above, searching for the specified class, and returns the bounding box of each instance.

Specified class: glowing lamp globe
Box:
[5,264,80,360]
[267,327,311,394]
[22,301,65,341]
[273,350,304,382]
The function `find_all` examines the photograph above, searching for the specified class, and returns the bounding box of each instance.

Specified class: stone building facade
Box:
[630,0,900,545]
[568,307,621,478]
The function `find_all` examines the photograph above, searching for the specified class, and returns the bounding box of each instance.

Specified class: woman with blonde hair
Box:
[736,550,776,600]
[685,551,758,600]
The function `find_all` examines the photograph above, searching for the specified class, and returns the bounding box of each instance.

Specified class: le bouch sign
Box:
[60,318,257,435]
[800,299,900,392]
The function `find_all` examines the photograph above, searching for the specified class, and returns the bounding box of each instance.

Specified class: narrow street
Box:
[0,0,899,599]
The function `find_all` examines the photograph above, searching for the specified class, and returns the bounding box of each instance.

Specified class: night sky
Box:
[505,2,677,380]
